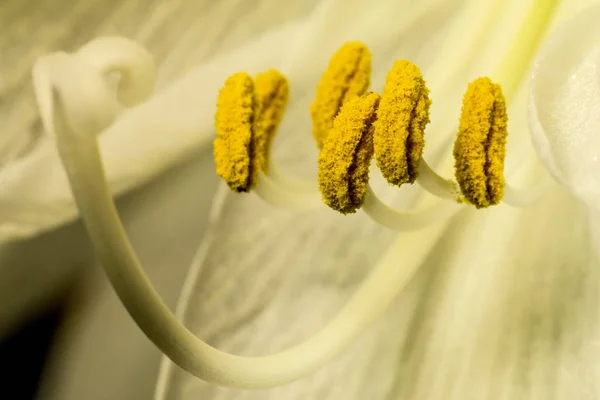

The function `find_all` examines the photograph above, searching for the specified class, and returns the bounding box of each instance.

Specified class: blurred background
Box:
[0,301,63,399]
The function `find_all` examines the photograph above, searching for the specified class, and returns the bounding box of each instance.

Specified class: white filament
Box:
[362,186,463,231]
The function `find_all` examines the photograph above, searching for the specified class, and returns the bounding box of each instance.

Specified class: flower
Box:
[35,0,600,399]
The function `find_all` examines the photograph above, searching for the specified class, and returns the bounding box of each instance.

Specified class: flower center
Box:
[212,40,543,219]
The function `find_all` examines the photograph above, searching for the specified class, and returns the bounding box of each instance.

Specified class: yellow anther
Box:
[318,92,380,214]
[310,41,372,149]
[214,70,289,192]
[373,60,431,186]
[254,70,289,173]
[453,77,508,208]
[214,72,259,192]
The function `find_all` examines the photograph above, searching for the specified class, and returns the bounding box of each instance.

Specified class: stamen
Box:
[214,72,259,192]
[214,70,322,210]
[254,70,289,173]
[409,75,548,208]
[453,77,507,208]
[373,60,431,186]
[318,92,379,214]
[310,41,372,149]
[214,45,545,223]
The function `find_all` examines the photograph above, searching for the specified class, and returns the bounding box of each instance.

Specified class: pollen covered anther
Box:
[310,41,372,149]
[453,77,508,208]
[214,70,289,193]
[214,72,259,192]
[373,60,431,186]
[318,92,380,214]
[254,70,289,173]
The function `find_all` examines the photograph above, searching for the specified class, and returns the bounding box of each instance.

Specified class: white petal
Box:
[389,187,598,400]
[529,1,600,208]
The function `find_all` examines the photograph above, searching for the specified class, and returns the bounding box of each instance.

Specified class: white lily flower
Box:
[33,0,600,398]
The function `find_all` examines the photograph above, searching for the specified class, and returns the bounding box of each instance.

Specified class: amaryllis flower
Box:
[28,0,600,399]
